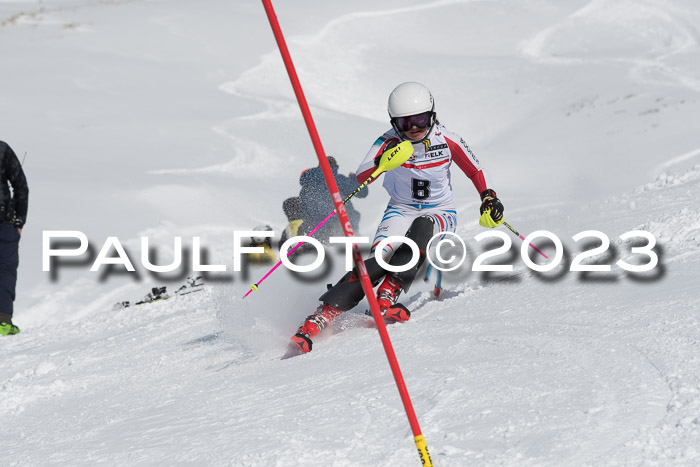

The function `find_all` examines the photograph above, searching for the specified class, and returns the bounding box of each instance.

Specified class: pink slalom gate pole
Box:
[260,1,432,464]
[243,210,335,298]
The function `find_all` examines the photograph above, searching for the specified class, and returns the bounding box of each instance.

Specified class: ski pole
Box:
[243,141,413,298]
[433,268,443,298]
[423,264,443,298]
[502,220,549,259]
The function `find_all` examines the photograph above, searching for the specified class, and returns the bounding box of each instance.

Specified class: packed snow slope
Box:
[2,0,700,465]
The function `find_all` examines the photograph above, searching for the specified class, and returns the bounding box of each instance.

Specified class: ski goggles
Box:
[392,111,433,132]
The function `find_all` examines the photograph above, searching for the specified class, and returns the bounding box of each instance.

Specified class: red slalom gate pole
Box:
[261,1,432,464]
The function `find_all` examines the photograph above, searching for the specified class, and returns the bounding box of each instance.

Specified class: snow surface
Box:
[2,0,700,465]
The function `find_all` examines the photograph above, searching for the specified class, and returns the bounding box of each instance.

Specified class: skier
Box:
[288,82,504,353]
[0,140,29,337]
[280,156,367,247]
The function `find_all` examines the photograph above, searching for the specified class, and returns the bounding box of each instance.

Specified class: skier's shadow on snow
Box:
[183,332,221,346]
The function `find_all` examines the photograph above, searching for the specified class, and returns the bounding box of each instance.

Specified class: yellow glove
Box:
[479,189,504,228]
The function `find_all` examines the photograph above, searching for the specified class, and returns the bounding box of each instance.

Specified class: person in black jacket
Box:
[0,141,28,336]
[280,156,368,247]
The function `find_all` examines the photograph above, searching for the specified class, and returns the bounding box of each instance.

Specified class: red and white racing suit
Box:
[355,123,493,259]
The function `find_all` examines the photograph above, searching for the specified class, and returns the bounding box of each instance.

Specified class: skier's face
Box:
[403,125,429,142]
[393,111,432,141]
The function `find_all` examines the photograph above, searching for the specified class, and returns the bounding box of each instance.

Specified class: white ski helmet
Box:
[387,82,436,134]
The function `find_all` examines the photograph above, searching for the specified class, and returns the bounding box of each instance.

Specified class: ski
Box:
[113,276,204,309]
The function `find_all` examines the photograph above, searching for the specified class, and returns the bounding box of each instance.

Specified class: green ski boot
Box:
[0,321,20,336]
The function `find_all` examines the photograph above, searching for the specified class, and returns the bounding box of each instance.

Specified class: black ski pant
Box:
[0,222,20,319]
[319,216,434,311]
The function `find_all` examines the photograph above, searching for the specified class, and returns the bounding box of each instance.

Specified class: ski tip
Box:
[281,334,312,359]
[280,350,301,360]
[281,345,306,360]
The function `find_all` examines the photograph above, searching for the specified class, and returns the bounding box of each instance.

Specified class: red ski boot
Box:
[376,275,410,323]
[286,304,343,356]
[289,333,312,354]
[383,303,411,324]
[376,274,403,311]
